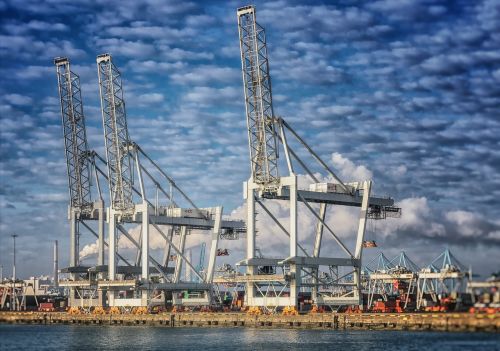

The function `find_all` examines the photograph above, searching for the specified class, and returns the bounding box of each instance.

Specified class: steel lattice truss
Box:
[97,54,134,212]
[238,6,279,191]
[55,57,92,211]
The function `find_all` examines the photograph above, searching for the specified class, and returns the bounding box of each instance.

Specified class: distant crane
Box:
[416,248,468,310]
[365,252,419,311]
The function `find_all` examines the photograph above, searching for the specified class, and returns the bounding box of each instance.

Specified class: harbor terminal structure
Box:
[1,6,498,323]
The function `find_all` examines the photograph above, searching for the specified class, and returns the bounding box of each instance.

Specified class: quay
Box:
[0,312,498,332]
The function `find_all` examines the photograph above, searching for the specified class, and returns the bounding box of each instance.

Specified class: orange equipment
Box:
[371,299,404,313]
[92,306,106,315]
[109,307,121,314]
[282,306,298,316]
[39,303,55,312]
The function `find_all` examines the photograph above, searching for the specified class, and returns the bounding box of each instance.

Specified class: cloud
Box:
[137,92,164,105]
[127,60,187,74]
[170,65,240,85]
[3,20,69,34]
[317,105,362,117]
[95,38,156,58]
[368,0,447,21]
[330,153,373,181]
[3,94,33,106]
[79,241,99,261]
[106,25,196,41]
[183,86,239,106]
[185,14,216,27]
[1,0,499,279]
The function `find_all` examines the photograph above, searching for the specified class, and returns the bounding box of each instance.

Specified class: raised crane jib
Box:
[54,57,92,212]
[237,5,280,191]
[97,53,134,213]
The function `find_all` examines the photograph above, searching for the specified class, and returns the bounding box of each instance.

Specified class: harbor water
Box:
[0,325,498,350]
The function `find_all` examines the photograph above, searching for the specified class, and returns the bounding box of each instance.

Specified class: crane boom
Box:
[54,57,92,212]
[97,54,134,212]
[237,5,279,191]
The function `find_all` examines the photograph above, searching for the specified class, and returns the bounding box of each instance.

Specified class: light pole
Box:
[12,234,18,311]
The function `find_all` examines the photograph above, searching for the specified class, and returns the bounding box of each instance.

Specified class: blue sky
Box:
[0,0,499,279]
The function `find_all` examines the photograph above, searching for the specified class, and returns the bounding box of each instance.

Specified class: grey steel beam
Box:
[143,214,244,230]
[279,256,361,267]
[236,258,282,266]
[141,283,212,291]
[270,188,394,207]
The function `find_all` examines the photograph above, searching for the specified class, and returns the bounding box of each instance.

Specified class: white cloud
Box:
[317,105,361,116]
[12,65,52,79]
[95,38,156,58]
[185,14,216,27]
[138,92,164,104]
[4,93,33,106]
[127,60,187,74]
[393,165,407,177]
[2,0,500,279]
[445,210,483,237]
[170,65,240,85]
[493,69,500,81]
[330,152,373,181]
[79,241,98,260]
[183,86,239,106]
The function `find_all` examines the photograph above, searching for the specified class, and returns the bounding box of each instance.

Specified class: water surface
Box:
[0,325,498,351]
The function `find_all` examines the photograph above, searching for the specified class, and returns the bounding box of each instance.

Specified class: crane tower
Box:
[238,8,279,191]
[97,54,134,213]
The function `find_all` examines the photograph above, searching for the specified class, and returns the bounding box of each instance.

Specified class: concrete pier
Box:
[0,312,498,332]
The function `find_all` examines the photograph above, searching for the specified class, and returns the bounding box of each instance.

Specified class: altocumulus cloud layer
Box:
[0,0,499,278]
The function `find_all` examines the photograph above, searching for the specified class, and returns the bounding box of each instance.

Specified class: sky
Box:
[0,0,499,280]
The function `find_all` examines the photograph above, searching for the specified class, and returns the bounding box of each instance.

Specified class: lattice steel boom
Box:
[97,54,134,212]
[55,57,92,212]
[238,5,279,191]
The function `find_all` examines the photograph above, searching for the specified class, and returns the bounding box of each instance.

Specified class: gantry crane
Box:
[235,5,400,311]
[416,248,468,310]
[55,55,245,309]
[365,252,419,312]
[95,54,245,308]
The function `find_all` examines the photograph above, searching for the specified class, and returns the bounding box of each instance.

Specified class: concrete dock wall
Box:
[0,312,497,332]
